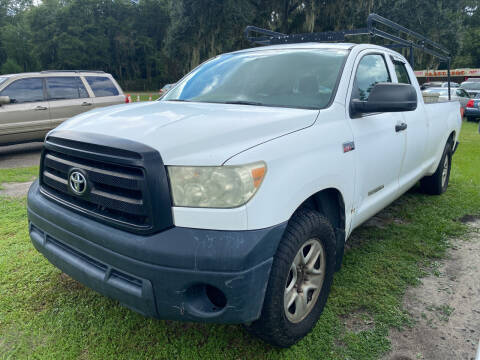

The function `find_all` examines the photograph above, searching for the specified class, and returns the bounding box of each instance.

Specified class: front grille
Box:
[39,132,174,234]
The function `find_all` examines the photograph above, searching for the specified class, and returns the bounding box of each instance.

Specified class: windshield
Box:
[461,82,480,90]
[0,77,8,86]
[163,49,349,109]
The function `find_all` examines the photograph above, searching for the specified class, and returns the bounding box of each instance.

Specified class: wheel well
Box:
[448,131,456,145]
[297,188,346,271]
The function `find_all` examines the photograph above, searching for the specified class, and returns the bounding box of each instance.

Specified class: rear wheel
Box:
[246,209,336,347]
[420,141,452,195]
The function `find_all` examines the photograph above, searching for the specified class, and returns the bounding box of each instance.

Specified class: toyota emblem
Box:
[69,170,87,195]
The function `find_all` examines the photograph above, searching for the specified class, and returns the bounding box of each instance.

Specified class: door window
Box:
[456,89,469,98]
[352,54,391,101]
[0,78,44,103]
[392,60,411,84]
[46,77,89,100]
[85,76,119,97]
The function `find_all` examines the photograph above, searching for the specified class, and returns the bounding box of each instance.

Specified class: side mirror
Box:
[351,83,417,115]
[0,96,11,105]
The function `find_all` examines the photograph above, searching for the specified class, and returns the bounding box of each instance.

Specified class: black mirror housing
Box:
[351,83,417,115]
[0,96,10,105]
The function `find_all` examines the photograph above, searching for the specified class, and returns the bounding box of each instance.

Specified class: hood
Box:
[53,101,319,165]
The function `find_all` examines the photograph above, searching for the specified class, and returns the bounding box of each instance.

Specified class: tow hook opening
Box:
[186,284,227,314]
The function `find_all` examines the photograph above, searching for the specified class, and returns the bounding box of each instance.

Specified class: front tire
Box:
[246,209,336,347]
[420,141,452,195]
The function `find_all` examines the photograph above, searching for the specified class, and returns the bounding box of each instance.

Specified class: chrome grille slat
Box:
[43,170,68,185]
[44,153,143,190]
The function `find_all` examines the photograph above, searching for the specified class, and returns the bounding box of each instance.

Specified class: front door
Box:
[0,77,50,144]
[348,52,407,229]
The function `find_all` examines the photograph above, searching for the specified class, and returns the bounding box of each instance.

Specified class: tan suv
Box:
[0,71,125,145]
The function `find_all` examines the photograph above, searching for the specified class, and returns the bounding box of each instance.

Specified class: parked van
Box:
[0,71,125,145]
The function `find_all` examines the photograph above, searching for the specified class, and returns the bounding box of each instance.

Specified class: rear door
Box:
[84,76,125,108]
[389,57,429,192]
[0,77,50,144]
[46,76,93,128]
[348,51,407,229]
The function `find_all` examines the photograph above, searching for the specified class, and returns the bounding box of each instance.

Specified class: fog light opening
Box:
[205,284,227,310]
[185,284,227,315]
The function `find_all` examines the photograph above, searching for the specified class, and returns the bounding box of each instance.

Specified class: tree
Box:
[1,57,22,73]
[0,0,478,89]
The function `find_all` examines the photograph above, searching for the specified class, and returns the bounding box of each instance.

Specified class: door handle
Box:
[395,123,408,132]
[34,106,48,111]
[81,102,92,106]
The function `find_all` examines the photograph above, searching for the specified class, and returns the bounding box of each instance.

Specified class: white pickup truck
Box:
[27,27,462,347]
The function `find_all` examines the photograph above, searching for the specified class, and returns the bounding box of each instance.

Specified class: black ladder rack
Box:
[245,13,452,99]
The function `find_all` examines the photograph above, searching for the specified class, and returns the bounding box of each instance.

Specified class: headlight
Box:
[167,162,266,208]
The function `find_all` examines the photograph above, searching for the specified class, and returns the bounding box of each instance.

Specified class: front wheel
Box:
[420,141,452,195]
[246,209,336,347]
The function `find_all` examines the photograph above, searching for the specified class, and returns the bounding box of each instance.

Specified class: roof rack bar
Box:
[367,14,449,55]
[40,70,106,74]
[245,13,450,61]
[370,27,449,61]
[244,26,286,45]
[244,13,452,99]
[245,25,370,45]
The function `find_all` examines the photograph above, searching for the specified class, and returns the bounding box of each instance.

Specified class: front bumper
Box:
[27,180,287,323]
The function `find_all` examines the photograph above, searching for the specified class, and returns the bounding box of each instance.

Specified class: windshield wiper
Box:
[223,100,265,106]
[166,99,190,102]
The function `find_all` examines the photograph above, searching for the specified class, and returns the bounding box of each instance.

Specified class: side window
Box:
[46,77,89,100]
[0,78,44,104]
[352,54,391,101]
[392,60,411,84]
[78,78,89,98]
[85,76,119,97]
[458,89,469,98]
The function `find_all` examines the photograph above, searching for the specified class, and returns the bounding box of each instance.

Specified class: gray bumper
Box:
[27,180,287,323]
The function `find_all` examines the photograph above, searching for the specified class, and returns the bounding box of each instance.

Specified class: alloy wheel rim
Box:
[284,238,326,323]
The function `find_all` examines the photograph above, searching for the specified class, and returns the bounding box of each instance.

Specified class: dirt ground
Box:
[0,181,34,197]
[0,142,42,169]
[383,216,480,360]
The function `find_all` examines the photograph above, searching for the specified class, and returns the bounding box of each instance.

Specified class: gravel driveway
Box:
[384,217,480,360]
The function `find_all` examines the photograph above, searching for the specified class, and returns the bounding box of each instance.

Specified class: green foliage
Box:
[0,0,478,88]
[0,166,38,188]
[0,57,21,73]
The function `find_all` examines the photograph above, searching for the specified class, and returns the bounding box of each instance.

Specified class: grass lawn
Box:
[0,166,38,189]
[124,92,161,102]
[0,122,479,359]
